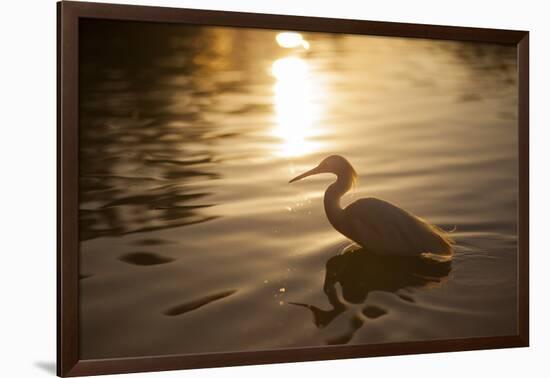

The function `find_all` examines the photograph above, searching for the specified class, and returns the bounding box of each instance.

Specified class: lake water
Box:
[78,20,518,359]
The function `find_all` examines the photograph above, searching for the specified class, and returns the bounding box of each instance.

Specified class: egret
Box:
[289,155,454,257]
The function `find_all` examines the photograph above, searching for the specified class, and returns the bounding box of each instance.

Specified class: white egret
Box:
[289,155,453,257]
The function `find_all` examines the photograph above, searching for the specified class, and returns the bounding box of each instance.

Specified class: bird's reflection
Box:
[290,247,452,344]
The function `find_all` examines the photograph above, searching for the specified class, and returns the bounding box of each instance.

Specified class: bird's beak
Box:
[289,166,322,183]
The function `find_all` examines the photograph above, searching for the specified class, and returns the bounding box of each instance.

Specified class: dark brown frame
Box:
[57,1,529,376]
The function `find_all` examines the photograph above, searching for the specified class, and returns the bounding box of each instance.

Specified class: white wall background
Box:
[1,0,547,376]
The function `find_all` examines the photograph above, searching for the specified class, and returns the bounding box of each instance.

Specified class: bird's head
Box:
[289,155,357,185]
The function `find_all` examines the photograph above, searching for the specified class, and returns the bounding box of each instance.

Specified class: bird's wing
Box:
[344,198,451,256]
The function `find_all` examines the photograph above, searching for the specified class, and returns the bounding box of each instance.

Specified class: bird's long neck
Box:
[324,173,353,231]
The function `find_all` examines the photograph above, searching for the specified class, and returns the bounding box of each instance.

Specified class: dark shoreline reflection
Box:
[78,20,247,241]
[290,248,452,344]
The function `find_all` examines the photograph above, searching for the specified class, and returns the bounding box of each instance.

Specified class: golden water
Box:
[78,20,518,358]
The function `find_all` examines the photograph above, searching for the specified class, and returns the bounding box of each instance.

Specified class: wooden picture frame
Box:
[57,1,529,376]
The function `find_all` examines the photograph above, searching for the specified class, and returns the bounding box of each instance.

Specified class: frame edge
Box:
[66,335,527,377]
[58,1,80,376]
[517,32,529,347]
[60,0,526,43]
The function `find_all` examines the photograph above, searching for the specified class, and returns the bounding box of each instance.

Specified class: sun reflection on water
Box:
[271,51,324,157]
[276,32,310,49]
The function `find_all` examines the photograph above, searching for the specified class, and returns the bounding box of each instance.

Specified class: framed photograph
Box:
[57,1,529,376]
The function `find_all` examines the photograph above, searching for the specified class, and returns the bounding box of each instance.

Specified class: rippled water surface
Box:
[79,20,518,359]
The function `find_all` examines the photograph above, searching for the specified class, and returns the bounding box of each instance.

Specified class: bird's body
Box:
[338,197,452,256]
[290,155,453,257]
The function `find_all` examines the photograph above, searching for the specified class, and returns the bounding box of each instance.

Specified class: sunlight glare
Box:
[271,56,322,157]
[276,32,310,49]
